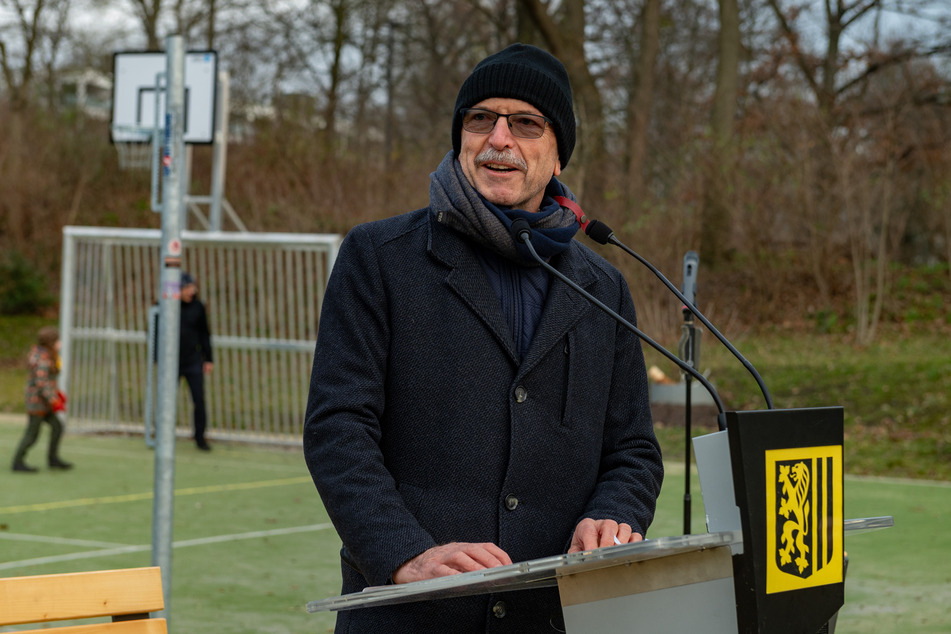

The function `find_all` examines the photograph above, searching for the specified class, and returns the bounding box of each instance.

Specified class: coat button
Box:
[514,386,528,403]
[492,600,507,618]
[504,494,518,511]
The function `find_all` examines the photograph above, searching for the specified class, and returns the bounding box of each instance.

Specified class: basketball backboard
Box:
[111,50,218,144]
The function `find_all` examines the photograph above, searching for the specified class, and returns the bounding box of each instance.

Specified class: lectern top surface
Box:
[843,515,894,534]
[307,530,743,613]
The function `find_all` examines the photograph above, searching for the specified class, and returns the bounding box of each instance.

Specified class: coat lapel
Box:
[427,212,599,370]
[428,213,520,363]
[520,245,597,374]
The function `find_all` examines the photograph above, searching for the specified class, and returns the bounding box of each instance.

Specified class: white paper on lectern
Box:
[693,430,744,554]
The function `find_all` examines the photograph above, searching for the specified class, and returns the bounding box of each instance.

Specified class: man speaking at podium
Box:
[304,43,664,633]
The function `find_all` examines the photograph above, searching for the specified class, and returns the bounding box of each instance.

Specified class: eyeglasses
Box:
[460,108,552,139]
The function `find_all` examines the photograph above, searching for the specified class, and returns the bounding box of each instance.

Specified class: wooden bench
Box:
[0,566,167,633]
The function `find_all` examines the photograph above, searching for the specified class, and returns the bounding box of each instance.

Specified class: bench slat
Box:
[11,618,168,634]
[0,567,164,626]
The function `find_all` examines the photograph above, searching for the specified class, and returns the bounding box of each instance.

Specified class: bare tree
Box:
[256,0,353,153]
[126,0,160,48]
[39,0,69,108]
[0,0,71,109]
[758,0,951,340]
[398,0,511,160]
[838,122,907,345]
[2,0,948,339]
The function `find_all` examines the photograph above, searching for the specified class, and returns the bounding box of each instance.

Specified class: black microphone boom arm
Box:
[511,219,727,428]
[607,235,773,410]
[551,196,773,410]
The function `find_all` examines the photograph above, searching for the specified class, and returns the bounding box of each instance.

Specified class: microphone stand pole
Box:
[678,306,699,535]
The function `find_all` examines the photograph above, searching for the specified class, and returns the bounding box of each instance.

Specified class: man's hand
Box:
[568,518,642,554]
[203,362,214,374]
[392,542,512,584]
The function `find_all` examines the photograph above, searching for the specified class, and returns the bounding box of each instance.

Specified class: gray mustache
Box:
[476,149,527,171]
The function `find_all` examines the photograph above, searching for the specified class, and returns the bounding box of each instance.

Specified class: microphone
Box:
[510,219,727,428]
[553,196,774,410]
[511,218,532,244]
[679,251,700,370]
[682,251,699,310]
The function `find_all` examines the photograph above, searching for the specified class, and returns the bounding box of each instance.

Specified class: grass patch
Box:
[838,476,951,633]
[0,422,946,634]
[0,422,339,634]
[645,331,951,481]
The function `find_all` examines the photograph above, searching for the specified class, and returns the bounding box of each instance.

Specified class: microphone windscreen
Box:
[586,220,613,245]
[510,218,532,243]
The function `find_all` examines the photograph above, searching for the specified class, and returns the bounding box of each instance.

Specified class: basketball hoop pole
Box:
[152,34,186,625]
[209,71,229,231]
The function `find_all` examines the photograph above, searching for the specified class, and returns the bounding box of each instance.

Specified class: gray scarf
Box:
[429,151,579,263]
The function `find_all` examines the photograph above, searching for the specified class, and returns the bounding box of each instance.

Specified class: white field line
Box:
[0,533,130,548]
[0,476,313,514]
[0,523,334,572]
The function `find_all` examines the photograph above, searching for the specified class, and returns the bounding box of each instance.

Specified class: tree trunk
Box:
[207,0,216,49]
[625,0,661,208]
[130,0,162,50]
[700,0,740,266]
[518,0,607,202]
[324,0,349,155]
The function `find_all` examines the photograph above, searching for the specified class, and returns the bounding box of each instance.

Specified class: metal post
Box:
[144,305,160,448]
[152,34,187,623]
[105,245,119,425]
[184,145,194,230]
[209,71,229,231]
[58,229,76,397]
[150,72,166,214]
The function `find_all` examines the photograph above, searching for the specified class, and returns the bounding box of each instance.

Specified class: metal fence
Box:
[59,226,341,445]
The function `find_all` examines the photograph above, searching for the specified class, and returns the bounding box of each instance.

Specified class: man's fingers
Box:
[569,518,644,553]
[615,522,632,544]
[597,520,621,548]
[450,543,513,571]
[567,518,599,553]
[394,542,512,583]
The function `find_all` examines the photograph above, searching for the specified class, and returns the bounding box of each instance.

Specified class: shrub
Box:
[0,251,54,315]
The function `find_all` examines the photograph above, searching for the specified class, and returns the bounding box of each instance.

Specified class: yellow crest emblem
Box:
[765,445,843,594]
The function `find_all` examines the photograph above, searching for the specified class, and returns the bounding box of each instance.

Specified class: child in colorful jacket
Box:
[12,326,73,472]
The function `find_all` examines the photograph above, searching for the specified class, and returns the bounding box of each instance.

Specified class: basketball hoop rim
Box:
[110,123,158,145]
[111,124,157,170]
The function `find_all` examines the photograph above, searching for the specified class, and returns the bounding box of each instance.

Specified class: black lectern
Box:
[308,408,892,633]
[726,407,846,633]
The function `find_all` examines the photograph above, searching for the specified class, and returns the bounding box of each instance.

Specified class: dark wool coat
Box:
[179,298,212,372]
[303,208,664,633]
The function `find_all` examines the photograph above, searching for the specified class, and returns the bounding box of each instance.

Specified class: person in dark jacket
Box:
[303,43,664,633]
[12,327,73,472]
[179,272,213,451]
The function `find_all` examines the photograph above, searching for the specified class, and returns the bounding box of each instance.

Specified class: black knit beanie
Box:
[452,43,575,168]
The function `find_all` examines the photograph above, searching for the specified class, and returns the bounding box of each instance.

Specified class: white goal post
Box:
[59,226,341,445]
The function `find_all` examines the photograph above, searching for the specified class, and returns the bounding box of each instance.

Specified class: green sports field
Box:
[1,417,948,633]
